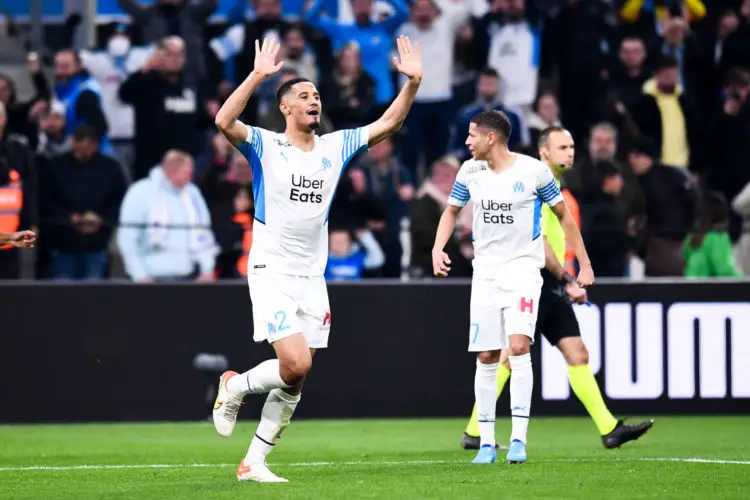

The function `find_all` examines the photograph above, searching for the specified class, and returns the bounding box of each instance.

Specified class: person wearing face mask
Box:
[632,55,702,171]
[79,24,154,181]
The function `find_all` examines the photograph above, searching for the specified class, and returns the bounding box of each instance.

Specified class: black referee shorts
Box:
[534,269,581,345]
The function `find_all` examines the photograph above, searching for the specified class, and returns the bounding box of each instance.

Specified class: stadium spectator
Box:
[707,67,750,242]
[397,0,470,176]
[117,149,218,282]
[628,137,699,276]
[362,137,414,277]
[319,43,376,130]
[409,156,472,278]
[618,0,706,47]
[118,0,217,85]
[40,125,126,281]
[474,0,540,113]
[305,0,409,107]
[0,102,38,279]
[279,26,319,84]
[79,24,154,180]
[541,0,619,142]
[632,55,701,171]
[684,191,743,277]
[610,36,651,111]
[699,9,741,113]
[328,166,387,236]
[580,160,633,277]
[527,91,563,149]
[721,0,750,72]
[209,0,293,88]
[0,53,50,151]
[649,15,703,98]
[119,37,208,181]
[257,69,334,134]
[201,153,253,279]
[325,228,385,280]
[564,122,645,223]
[36,101,71,161]
[52,49,110,153]
[447,68,528,161]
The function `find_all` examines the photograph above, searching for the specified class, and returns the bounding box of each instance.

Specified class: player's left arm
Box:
[550,201,594,287]
[367,36,422,148]
[544,236,587,304]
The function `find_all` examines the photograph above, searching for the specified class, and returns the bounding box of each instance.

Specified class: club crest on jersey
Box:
[513,181,525,193]
[322,157,332,170]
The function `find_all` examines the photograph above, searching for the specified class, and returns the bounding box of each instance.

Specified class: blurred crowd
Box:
[1,0,749,281]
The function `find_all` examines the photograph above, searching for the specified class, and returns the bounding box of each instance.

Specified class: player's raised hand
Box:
[8,230,36,248]
[577,264,595,288]
[432,248,451,277]
[253,38,284,79]
[393,35,422,82]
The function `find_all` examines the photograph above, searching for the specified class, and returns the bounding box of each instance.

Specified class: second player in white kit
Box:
[432,111,594,465]
[211,36,424,483]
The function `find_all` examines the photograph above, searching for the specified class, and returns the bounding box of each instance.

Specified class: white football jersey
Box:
[448,154,564,278]
[238,124,369,276]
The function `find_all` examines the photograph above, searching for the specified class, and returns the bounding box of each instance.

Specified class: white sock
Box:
[245,389,301,465]
[509,353,533,444]
[475,360,499,447]
[227,359,290,397]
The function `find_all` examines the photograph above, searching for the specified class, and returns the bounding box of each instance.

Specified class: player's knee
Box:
[280,354,312,385]
[564,343,589,366]
[477,350,501,364]
[508,336,530,356]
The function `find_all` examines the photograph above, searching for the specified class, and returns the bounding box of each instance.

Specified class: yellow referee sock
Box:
[465,364,511,437]
[567,364,618,435]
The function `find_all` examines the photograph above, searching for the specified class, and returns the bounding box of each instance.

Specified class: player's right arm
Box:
[214,38,283,147]
[432,165,470,277]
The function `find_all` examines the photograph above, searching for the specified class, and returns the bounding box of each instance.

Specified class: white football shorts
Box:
[248,272,331,349]
[468,271,543,352]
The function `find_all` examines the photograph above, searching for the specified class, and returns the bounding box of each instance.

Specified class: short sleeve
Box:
[536,163,563,206]
[339,126,370,166]
[237,125,266,162]
[448,164,470,207]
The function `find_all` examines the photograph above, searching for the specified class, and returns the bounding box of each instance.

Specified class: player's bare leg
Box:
[558,337,654,448]
[472,349,501,464]
[507,334,532,464]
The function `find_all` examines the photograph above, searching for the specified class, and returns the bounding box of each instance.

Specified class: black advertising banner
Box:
[0,281,747,422]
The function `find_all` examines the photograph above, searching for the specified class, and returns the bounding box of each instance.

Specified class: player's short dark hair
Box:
[478,67,500,79]
[72,124,100,142]
[655,55,679,72]
[537,126,568,149]
[470,110,512,143]
[276,76,311,104]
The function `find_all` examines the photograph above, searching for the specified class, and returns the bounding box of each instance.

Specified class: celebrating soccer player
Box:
[459,127,654,452]
[212,36,422,483]
[432,112,594,465]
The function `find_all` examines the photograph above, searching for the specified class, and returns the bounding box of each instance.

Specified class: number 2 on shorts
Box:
[274,310,290,332]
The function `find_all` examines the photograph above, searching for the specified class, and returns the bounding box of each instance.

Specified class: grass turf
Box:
[0,417,748,499]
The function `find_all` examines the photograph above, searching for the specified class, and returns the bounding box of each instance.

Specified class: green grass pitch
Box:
[1,417,748,499]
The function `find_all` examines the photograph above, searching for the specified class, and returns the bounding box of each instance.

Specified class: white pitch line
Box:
[0,457,748,472]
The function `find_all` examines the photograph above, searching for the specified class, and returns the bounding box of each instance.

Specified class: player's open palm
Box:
[432,249,451,277]
[253,38,284,78]
[393,35,422,81]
